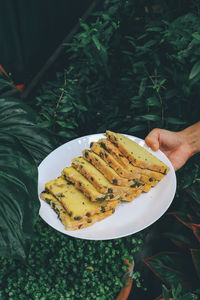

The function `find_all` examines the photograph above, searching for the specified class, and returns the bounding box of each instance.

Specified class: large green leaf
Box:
[0,97,56,259]
[0,134,39,260]
[144,252,198,288]
[0,97,57,165]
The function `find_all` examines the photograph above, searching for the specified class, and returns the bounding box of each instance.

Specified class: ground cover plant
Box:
[0,0,200,299]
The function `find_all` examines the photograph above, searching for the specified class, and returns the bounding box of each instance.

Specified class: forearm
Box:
[179,121,200,156]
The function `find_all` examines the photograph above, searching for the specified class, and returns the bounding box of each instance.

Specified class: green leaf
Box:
[165,117,186,125]
[146,97,161,106]
[92,35,102,51]
[73,103,88,111]
[0,134,39,260]
[135,114,161,121]
[146,27,163,32]
[58,106,73,113]
[192,32,200,41]
[189,61,200,80]
[128,124,146,133]
[138,78,147,97]
[57,131,77,139]
[162,284,170,300]
[0,98,56,165]
[144,252,196,288]
[191,249,200,280]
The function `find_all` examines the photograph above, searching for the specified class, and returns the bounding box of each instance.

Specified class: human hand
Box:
[145,128,196,171]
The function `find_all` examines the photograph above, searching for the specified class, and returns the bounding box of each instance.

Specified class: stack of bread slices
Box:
[40,131,169,230]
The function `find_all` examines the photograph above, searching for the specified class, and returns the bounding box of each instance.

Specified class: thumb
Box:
[145,128,160,151]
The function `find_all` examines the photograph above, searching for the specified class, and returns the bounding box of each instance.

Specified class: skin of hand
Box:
[145,122,200,171]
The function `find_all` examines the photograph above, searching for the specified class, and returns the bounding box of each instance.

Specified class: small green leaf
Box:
[162,285,170,300]
[165,117,186,125]
[135,114,161,121]
[58,106,73,113]
[146,97,160,106]
[146,27,163,32]
[192,32,200,41]
[92,35,102,51]
[128,124,146,133]
[73,103,88,111]
[189,61,200,80]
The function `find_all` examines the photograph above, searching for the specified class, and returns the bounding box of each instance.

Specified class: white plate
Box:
[38,133,176,240]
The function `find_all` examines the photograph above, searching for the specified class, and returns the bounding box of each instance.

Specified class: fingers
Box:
[145,128,161,151]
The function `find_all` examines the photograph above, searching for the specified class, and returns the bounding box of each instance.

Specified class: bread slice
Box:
[97,138,165,181]
[82,149,151,189]
[62,167,119,202]
[90,141,158,187]
[72,157,130,195]
[40,192,114,230]
[105,131,169,174]
[45,177,119,219]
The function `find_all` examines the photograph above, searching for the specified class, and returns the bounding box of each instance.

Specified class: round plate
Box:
[38,133,176,240]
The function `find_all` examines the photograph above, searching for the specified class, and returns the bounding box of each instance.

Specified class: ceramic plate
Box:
[38,133,176,240]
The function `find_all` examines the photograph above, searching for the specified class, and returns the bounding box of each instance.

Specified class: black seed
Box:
[101,206,106,213]
[74,216,82,220]
[96,197,105,202]
[100,142,107,151]
[86,212,91,217]
[44,198,51,205]
[112,179,118,185]
[149,178,153,182]
[108,188,113,193]
[100,152,104,158]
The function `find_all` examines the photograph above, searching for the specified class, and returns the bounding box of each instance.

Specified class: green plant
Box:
[0,220,143,300]
[0,97,56,259]
[160,284,200,300]
[144,176,200,296]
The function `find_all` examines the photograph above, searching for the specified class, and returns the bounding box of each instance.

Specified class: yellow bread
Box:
[105,131,169,174]
[72,157,130,195]
[45,177,119,219]
[40,192,114,230]
[62,167,119,202]
[97,138,164,181]
[82,150,142,187]
[90,141,158,186]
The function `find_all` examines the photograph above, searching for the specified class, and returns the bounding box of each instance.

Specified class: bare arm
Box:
[145,122,200,171]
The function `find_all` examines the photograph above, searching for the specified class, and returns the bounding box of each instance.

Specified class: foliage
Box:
[35,0,200,142]
[161,284,200,300]
[143,177,200,297]
[0,70,13,94]
[0,220,143,300]
[0,98,56,259]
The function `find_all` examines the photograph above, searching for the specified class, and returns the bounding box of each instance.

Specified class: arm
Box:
[145,122,200,171]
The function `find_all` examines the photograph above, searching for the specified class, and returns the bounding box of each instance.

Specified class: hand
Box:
[145,127,198,171]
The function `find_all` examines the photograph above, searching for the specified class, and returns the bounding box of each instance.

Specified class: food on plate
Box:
[96,138,165,181]
[44,177,119,219]
[62,167,118,202]
[83,149,141,187]
[106,130,169,174]
[72,157,130,195]
[41,131,170,230]
[90,141,158,186]
[40,192,114,230]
